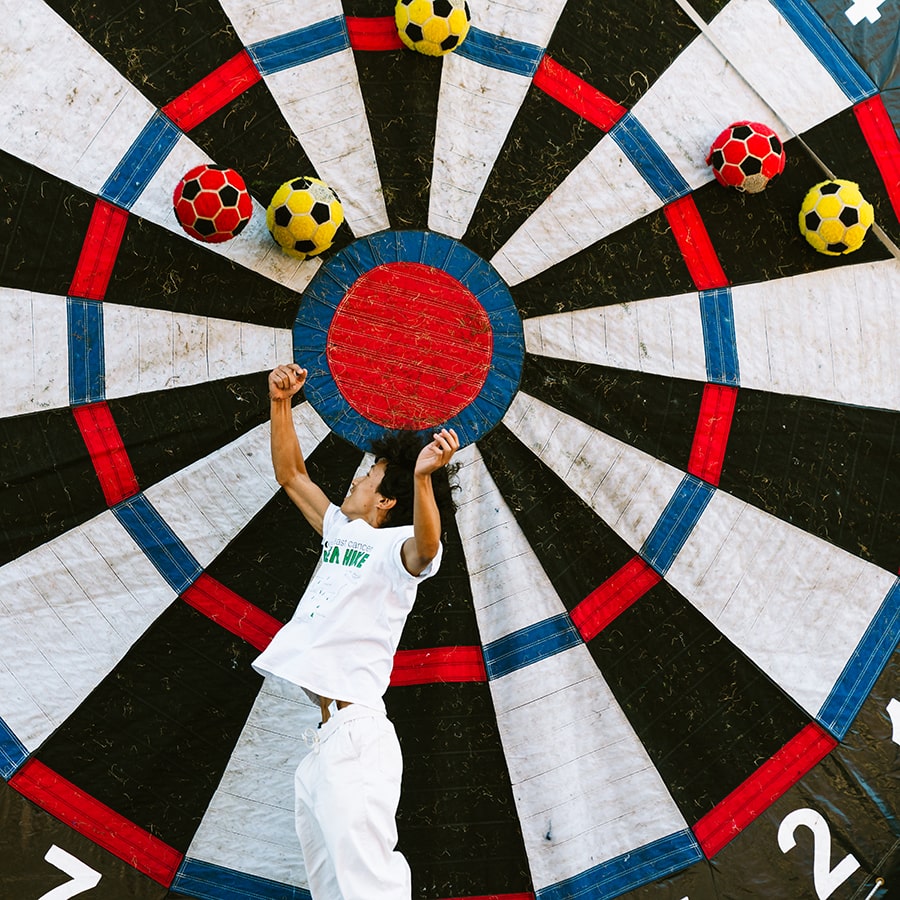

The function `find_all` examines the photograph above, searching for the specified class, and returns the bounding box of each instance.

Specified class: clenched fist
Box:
[269,364,307,401]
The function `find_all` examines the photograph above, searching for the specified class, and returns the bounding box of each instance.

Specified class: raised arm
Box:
[401,428,459,576]
[269,364,330,534]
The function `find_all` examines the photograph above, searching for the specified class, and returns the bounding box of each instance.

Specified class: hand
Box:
[414,428,459,477]
[269,364,307,401]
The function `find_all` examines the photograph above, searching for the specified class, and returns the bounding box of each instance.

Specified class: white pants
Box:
[294,704,411,900]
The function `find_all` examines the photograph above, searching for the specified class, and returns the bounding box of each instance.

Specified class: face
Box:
[340,460,390,523]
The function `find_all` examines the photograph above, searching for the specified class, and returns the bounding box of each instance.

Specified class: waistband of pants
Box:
[317,702,385,742]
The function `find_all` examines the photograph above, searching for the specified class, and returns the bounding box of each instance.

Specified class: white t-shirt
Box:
[252,503,442,713]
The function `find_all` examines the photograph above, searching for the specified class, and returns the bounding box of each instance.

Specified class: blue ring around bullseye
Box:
[293,230,524,451]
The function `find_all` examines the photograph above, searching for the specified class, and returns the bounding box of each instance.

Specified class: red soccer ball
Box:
[173,164,253,242]
[706,121,786,193]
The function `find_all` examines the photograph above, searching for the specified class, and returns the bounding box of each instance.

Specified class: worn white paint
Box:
[491,138,662,287]
[185,675,318,889]
[523,291,709,384]
[503,393,684,552]
[429,0,567,239]
[103,303,292,399]
[430,57,534,240]
[219,0,388,236]
[0,288,70,416]
[490,649,687,890]
[523,259,900,412]
[144,403,329,567]
[0,511,175,750]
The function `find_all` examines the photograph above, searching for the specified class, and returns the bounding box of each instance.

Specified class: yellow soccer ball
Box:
[396,0,471,56]
[266,177,344,259]
[799,179,874,256]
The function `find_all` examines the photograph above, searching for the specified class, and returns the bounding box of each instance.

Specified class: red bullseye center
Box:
[326,262,493,430]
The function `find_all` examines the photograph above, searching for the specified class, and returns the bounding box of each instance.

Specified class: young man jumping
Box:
[252,363,459,900]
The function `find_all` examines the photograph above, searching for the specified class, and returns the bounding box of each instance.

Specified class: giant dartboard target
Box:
[1,0,899,898]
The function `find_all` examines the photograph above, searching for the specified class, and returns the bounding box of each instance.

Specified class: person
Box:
[252,363,459,900]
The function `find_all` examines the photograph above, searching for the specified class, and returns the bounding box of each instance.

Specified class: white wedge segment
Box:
[706,0,852,134]
[523,259,900,412]
[186,676,319,889]
[491,651,688,889]
[430,57,535,240]
[219,0,388,236]
[473,0,566,43]
[0,0,156,197]
[523,292,709,383]
[143,403,330,568]
[0,288,70,417]
[732,259,900,411]
[0,512,175,751]
[665,486,898,718]
[220,0,339,37]
[103,303,292,399]
[490,142,662,287]
[503,393,684,552]
[428,0,566,239]
[453,445,564,639]
[264,52,389,237]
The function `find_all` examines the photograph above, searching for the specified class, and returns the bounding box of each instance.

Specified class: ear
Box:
[377,495,397,510]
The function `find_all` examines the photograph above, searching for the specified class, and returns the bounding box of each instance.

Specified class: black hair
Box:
[369,430,458,528]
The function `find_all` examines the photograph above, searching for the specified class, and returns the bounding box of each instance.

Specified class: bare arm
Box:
[268,364,330,535]
[401,428,459,576]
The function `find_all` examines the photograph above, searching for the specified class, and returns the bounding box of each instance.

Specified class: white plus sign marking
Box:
[845,0,888,25]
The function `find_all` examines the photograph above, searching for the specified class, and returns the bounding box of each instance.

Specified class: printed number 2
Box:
[778,808,860,899]
[38,846,101,900]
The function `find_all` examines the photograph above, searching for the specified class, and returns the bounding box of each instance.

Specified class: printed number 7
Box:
[38,846,101,900]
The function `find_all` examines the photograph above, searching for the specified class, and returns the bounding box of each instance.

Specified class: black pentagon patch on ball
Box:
[232,218,249,237]
[731,125,752,140]
[294,240,317,253]
[820,182,841,195]
[769,136,782,155]
[181,179,201,201]
[194,218,216,237]
[805,211,821,231]
[839,206,859,227]
[740,156,762,176]
[311,202,331,225]
[434,0,453,15]
[827,242,848,253]
[406,22,423,41]
[710,149,724,170]
[291,177,312,191]
[219,185,239,207]
[274,205,293,227]
[441,34,460,50]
